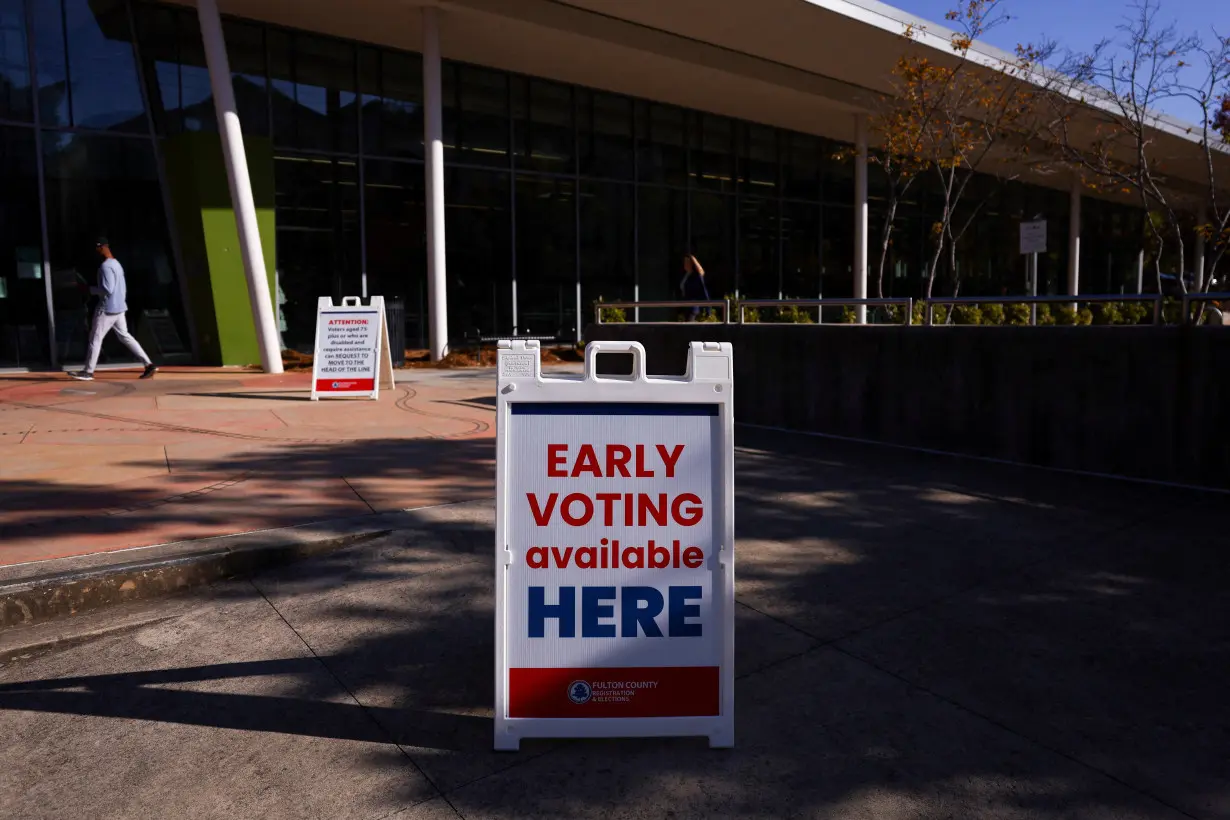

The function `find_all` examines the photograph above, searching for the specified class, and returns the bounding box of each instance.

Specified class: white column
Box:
[1194,205,1207,293]
[854,114,869,324]
[1068,181,1081,298]
[423,7,449,361]
[196,0,281,373]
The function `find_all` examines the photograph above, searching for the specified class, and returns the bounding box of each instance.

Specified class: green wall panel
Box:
[164,132,276,366]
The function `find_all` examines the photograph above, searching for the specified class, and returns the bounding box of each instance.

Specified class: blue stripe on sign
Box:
[511,402,718,417]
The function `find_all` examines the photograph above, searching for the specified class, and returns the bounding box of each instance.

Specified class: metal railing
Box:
[736,298,913,325]
[594,299,731,324]
[1181,292,1230,325]
[922,294,1164,326]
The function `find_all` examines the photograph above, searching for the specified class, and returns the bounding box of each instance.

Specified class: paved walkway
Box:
[0,366,521,567]
[0,429,1226,819]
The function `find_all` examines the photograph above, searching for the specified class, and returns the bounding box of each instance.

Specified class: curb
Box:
[0,527,393,631]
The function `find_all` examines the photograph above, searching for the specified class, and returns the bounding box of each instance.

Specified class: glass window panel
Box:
[0,0,32,121]
[450,63,507,167]
[0,126,46,366]
[293,34,357,152]
[739,123,777,193]
[268,28,295,145]
[448,167,511,337]
[691,191,736,297]
[225,19,267,137]
[783,131,820,201]
[364,158,426,343]
[132,3,179,135]
[823,137,854,204]
[175,11,214,133]
[636,185,685,320]
[63,0,146,132]
[782,201,821,299]
[636,101,686,186]
[580,181,634,324]
[274,154,360,349]
[738,195,778,297]
[372,48,422,160]
[822,203,854,300]
[32,0,69,127]
[691,112,734,192]
[515,174,574,335]
[514,78,572,174]
[578,89,632,179]
[41,131,185,362]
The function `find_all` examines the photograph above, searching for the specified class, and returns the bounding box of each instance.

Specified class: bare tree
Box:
[1042,0,1200,294]
[1176,33,1230,290]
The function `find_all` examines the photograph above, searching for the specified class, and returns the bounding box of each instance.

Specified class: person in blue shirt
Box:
[679,254,709,320]
[70,238,157,381]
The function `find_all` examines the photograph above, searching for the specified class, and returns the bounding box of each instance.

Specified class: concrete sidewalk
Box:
[0,366,529,568]
[1,431,1227,819]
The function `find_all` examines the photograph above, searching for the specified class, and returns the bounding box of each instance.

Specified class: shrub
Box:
[1077,307,1093,326]
[980,303,1006,325]
[1122,302,1150,325]
[697,309,720,323]
[1006,303,1032,325]
[725,294,759,324]
[1054,306,1079,326]
[775,304,814,324]
[839,306,857,324]
[952,305,984,325]
[594,298,626,323]
[1037,304,1056,326]
[1091,302,1122,325]
[885,304,906,324]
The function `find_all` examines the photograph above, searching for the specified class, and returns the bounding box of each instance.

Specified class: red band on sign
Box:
[508,666,719,718]
[315,378,375,392]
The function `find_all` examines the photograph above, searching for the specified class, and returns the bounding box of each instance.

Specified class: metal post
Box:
[197,0,282,373]
[1068,181,1081,304]
[1195,204,1207,293]
[853,114,868,324]
[422,6,449,360]
[1029,253,1038,326]
[1136,248,1145,294]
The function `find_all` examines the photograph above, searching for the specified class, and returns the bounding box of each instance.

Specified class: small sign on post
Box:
[494,339,735,751]
[1020,220,1047,255]
[310,296,395,400]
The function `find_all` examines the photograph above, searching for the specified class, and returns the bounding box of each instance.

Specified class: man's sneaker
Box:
[140,363,158,380]
[69,371,94,381]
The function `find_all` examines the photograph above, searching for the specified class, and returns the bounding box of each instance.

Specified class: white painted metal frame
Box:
[494,339,736,751]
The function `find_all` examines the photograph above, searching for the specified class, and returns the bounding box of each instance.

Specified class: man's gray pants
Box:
[85,310,152,373]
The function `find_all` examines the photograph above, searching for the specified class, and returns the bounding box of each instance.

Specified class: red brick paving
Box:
[0,368,501,567]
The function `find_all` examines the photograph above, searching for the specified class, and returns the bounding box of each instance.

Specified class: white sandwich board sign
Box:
[310,295,395,401]
[494,339,735,751]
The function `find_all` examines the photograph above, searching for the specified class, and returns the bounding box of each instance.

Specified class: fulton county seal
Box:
[567,680,592,704]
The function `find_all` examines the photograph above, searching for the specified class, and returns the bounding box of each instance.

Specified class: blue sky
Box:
[889,0,1228,123]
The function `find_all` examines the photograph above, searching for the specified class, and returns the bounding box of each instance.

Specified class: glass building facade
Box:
[0,0,1152,367]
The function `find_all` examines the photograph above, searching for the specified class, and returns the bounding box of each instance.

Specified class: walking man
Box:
[70,238,157,381]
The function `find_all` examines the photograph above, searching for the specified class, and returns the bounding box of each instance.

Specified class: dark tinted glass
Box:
[578,89,632,179]
[821,203,854,299]
[31,0,67,126]
[691,112,734,192]
[359,48,422,160]
[448,168,511,337]
[515,174,574,335]
[636,185,686,318]
[62,0,146,131]
[782,132,819,200]
[738,195,778,297]
[0,0,31,121]
[514,77,573,174]
[580,181,634,323]
[691,191,736,297]
[42,131,183,358]
[740,123,777,193]
[782,200,820,299]
[225,19,267,137]
[274,154,360,348]
[293,34,357,152]
[635,101,686,186]
[0,126,45,365]
[448,64,507,167]
[364,158,425,341]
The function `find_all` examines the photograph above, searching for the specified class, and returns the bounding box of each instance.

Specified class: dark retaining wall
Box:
[584,323,1230,489]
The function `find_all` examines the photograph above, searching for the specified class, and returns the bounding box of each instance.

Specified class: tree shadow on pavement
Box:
[1,430,1229,817]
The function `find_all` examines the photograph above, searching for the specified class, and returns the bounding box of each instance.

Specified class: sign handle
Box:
[583,340,647,382]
